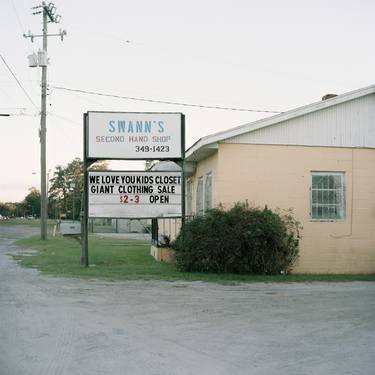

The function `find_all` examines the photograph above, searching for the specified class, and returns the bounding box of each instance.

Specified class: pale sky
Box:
[1,0,374,202]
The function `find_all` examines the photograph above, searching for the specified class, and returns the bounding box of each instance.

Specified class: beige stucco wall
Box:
[215,143,375,274]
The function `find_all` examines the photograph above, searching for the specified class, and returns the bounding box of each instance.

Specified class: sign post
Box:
[82,112,185,266]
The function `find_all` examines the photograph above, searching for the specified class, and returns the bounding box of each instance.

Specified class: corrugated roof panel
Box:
[223,94,375,148]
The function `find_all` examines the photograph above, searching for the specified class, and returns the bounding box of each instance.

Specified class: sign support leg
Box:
[81,159,89,266]
[82,113,95,267]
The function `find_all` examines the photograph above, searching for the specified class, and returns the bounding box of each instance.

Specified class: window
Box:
[311,172,345,221]
[204,172,212,211]
[196,177,204,215]
[186,180,192,216]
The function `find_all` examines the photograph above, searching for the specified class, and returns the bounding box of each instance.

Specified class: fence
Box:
[88,216,193,246]
[152,215,194,246]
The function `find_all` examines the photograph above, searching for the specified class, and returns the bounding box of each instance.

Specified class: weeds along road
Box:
[0,224,374,375]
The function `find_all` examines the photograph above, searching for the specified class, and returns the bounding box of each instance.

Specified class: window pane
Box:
[312,176,318,188]
[335,190,342,204]
[318,206,323,218]
[328,206,335,219]
[311,173,345,220]
[328,190,334,203]
[333,175,342,188]
[328,176,334,189]
[312,175,323,188]
[312,190,318,203]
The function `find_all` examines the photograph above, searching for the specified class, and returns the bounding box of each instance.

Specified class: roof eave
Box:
[186,143,218,162]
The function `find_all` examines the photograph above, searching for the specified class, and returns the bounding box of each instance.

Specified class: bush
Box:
[172,203,302,275]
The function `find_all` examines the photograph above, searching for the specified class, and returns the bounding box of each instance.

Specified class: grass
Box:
[0,218,118,234]
[0,218,56,228]
[13,235,375,283]
[91,224,116,233]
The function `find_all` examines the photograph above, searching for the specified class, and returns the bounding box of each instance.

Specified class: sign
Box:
[86,112,183,160]
[88,171,182,218]
[60,222,81,235]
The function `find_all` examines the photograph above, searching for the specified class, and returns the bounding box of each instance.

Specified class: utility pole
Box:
[40,7,48,240]
[24,2,66,240]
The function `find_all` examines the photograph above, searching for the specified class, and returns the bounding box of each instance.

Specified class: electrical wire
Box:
[46,111,80,143]
[0,54,39,110]
[10,0,26,34]
[51,85,283,114]
[47,111,81,127]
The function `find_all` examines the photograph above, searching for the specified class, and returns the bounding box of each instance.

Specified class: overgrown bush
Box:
[172,203,302,274]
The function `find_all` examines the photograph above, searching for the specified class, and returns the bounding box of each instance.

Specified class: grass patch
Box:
[14,235,375,283]
[91,224,116,233]
[0,218,56,228]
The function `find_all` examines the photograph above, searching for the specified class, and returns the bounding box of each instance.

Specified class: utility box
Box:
[60,222,81,235]
[27,53,38,67]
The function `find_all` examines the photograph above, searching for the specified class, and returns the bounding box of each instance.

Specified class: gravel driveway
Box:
[0,225,374,375]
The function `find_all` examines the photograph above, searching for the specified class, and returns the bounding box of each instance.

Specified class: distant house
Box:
[181,85,375,274]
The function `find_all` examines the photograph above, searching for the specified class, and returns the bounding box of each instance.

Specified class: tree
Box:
[48,158,108,220]
[0,202,16,217]
[22,188,41,217]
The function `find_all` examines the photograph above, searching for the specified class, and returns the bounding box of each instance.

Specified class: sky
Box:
[1,0,374,202]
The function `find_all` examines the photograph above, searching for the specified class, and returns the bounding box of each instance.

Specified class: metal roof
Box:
[186,84,375,162]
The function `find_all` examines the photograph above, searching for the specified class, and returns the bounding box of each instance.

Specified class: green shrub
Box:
[172,203,302,274]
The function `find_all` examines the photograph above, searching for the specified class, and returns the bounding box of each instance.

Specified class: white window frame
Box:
[204,172,212,211]
[186,179,192,216]
[310,172,346,222]
[196,177,204,215]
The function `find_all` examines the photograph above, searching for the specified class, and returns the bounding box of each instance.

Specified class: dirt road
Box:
[0,225,374,375]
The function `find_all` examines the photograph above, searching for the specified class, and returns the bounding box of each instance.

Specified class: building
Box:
[182,85,375,274]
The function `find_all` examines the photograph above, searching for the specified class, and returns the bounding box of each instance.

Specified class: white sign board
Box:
[86,112,183,159]
[88,171,182,218]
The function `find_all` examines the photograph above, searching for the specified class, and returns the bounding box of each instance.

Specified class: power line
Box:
[51,85,284,114]
[0,54,39,110]
[47,111,81,127]
[10,0,27,34]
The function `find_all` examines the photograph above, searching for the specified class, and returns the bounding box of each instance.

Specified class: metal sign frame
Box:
[87,170,183,219]
[81,112,185,266]
[85,111,184,161]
